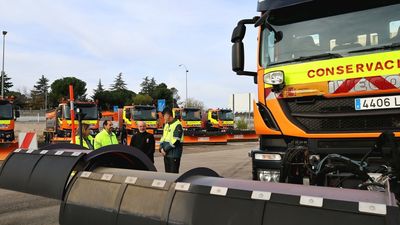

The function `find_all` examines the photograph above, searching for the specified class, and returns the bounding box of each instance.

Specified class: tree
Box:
[132,94,153,105]
[0,73,13,94]
[139,76,157,96]
[185,97,205,111]
[111,72,127,91]
[30,75,50,109]
[153,83,174,108]
[170,87,181,107]
[49,77,87,107]
[8,90,29,109]
[95,89,136,110]
[91,79,104,100]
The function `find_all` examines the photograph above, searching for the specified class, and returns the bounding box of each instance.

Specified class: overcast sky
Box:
[0,0,259,108]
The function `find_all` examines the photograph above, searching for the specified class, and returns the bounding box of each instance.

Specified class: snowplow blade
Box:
[183,130,227,144]
[59,167,218,225]
[0,144,156,200]
[227,129,259,142]
[62,168,399,225]
[0,144,398,225]
[0,147,86,199]
[0,142,18,160]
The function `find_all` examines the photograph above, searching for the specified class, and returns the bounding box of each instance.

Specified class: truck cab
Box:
[123,105,158,132]
[204,109,234,131]
[0,99,19,142]
[45,101,100,142]
[173,107,202,131]
[232,0,400,196]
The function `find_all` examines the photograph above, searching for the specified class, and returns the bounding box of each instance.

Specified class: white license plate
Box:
[355,95,400,110]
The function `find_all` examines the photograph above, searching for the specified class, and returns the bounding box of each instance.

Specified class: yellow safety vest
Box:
[94,129,118,149]
[70,135,94,150]
[160,119,184,147]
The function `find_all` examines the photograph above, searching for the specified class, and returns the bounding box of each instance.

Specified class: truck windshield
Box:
[219,111,234,121]
[132,108,157,120]
[260,3,400,67]
[0,103,13,119]
[65,104,99,120]
[182,109,201,121]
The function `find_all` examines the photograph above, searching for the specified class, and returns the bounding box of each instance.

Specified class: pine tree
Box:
[92,79,105,101]
[139,76,157,96]
[111,72,127,91]
[30,75,50,109]
[93,79,104,95]
[0,72,13,94]
[32,75,50,94]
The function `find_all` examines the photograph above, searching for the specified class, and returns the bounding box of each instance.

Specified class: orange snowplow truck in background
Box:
[0,97,20,159]
[44,101,100,143]
[203,109,234,131]
[173,107,203,131]
[232,0,400,195]
[122,105,158,133]
[0,98,20,143]
[121,105,158,145]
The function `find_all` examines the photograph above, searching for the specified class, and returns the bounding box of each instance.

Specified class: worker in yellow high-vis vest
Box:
[160,108,184,173]
[94,120,118,149]
[71,123,94,150]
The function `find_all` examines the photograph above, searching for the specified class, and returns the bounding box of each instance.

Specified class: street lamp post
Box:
[1,31,7,98]
[178,64,188,107]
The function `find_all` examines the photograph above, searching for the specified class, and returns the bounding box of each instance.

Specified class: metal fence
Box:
[18,110,46,122]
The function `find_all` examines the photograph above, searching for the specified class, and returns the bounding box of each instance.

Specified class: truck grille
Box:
[280,97,400,132]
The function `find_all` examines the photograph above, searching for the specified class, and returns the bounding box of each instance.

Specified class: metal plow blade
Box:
[0,143,398,225]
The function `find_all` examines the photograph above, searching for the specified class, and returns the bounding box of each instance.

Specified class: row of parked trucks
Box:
[41,102,257,145]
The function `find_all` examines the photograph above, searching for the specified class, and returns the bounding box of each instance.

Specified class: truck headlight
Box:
[264,71,284,85]
[258,170,280,182]
[254,153,282,161]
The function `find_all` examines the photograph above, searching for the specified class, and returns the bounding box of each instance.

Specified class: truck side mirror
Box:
[15,110,20,119]
[232,42,245,72]
[231,17,258,83]
[57,109,62,118]
[99,112,102,119]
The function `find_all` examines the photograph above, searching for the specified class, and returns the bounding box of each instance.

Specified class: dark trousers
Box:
[164,157,181,173]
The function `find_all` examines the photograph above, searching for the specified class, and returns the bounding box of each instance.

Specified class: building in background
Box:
[228,93,255,113]
[228,93,255,129]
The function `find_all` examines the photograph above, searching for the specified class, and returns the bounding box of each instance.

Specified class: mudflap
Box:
[0,142,18,160]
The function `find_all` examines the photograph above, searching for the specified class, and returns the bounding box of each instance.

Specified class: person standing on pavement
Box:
[71,123,94,150]
[160,108,184,173]
[94,120,118,149]
[130,121,155,162]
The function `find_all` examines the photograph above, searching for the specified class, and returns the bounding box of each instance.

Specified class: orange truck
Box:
[173,107,203,131]
[44,101,100,143]
[0,97,20,159]
[121,105,158,144]
[203,109,234,131]
[171,107,228,144]
[231,0,400,195]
